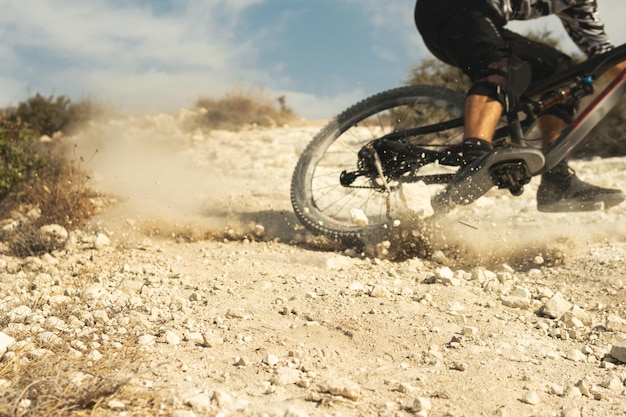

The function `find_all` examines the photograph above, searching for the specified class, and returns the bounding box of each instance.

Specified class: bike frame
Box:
[525,43,626,173]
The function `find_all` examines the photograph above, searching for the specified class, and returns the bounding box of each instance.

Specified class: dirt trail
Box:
[3,112,626,416]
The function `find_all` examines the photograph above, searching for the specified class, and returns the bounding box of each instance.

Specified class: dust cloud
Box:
[68,116,240,240]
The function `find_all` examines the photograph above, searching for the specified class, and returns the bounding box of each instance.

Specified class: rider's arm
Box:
[556,0,613,57]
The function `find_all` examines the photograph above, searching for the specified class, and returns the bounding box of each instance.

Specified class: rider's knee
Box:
[468,55,531,112]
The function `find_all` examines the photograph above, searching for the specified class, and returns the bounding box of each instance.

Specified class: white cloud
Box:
[342,0,425,60]
[0,0,265,111]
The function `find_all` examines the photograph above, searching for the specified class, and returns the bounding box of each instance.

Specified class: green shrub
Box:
[0,96,99,256]
[191,90,296,131]
[0,119,45,200]
[3,94,104,137]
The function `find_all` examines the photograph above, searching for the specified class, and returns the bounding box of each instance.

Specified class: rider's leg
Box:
[462,94,501,162]
[536,113,625,211]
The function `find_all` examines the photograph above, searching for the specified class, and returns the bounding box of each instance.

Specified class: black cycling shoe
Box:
[462,138,492,167]
[537,163,625,212]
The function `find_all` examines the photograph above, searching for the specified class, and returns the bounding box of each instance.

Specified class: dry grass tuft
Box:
[0,345,165,417]
[191,89,296,131]
[0,144,96,257]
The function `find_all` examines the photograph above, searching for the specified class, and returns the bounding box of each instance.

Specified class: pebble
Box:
[610,341,626,363]
[542,292,573,319]
[0,332,16,355]
[520,390,540,405]
[413,396,432,413]
[605,315,626,332]
[319,378,361,401]
[561,408,581,417]
[184,393,211,413]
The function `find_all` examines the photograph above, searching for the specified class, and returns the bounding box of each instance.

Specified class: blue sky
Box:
[2,0,626,120]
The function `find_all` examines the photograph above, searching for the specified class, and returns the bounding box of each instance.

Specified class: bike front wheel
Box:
[290,85,465,245]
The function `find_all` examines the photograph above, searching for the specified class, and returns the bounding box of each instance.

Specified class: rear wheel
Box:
[290,85,465,244]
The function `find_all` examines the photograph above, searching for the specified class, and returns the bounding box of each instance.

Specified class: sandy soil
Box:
[4,111,626,417]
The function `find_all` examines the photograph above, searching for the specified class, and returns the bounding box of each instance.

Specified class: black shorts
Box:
[414,0,570,83]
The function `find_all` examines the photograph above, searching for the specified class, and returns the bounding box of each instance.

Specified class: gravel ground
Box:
[1,111,626,417]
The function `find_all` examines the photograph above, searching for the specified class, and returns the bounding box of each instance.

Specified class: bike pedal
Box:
[489,160,532,195]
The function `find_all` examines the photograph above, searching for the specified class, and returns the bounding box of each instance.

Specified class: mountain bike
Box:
[290,44,626,245]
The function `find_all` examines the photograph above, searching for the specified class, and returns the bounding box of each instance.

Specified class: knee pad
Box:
[468,55,531,112]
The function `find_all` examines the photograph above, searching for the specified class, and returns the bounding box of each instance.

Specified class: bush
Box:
[3,94,105,137]
[0,119,46,200]
[192,90,296,131]
[0,96,99,256]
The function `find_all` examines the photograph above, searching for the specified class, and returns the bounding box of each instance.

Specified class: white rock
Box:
[7,305,32,323]
[605,314,626,332]
[609,341,626,363]
[561,408,581,417]
[413,396,432,412]
[369,285,390,298]
[263,353,279,366]
[320,378,361,401]
[600,374,622,391]
[520,390,540,405]
[163,330,181,345]
[273,367,302,386]
[137,335,157,346]
[94,233,111,249]
[542,292,573,319]
[212,390,233,407]
[37,331,62,346]
[39,224,69,246]
[502,286,532,309]
[565,349,587,362]
[88,350,103,361]
[107,400,125,410]
[185,332,205,345]
[184,393,211,412]
[0,332,16,355]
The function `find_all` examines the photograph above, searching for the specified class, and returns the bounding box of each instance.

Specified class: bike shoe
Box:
[462,138,492,166]
[537,166,625,212]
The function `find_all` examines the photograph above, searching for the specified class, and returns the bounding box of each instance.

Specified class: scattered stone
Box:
[561,408,581,417]
[413,396,432,413]
[263,353,279,366]
[605,315,626,333]
[184,393,211,413]
[520,390,540,405]
[452,361,469,371]
[548,383,564,396]
[137,335,157,346]
[163,330,181,345]
[369,285,390,298]
[462,326,479,336]
[212,390,233,407]
[501,286,531,309]
[7,305,32,323]
[319,378,361,401]
[107,400,125,410]
[575,380,592,398]
[565,349,587,362]
[609,341,626,364]
[0,332,16,355]
[272,367,302,386]
[541,292,573,319]
[39,224,69,246]
[600,374,622,391]
[93,233,111,249]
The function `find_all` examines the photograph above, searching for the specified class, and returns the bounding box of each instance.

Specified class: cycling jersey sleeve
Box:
[557,2,613,57]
